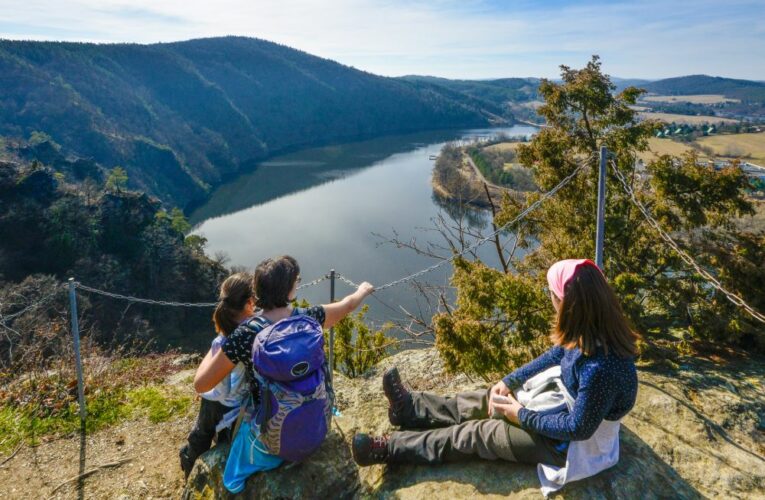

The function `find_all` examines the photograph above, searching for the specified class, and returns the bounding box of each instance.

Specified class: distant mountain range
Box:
[0,37,497,207]
[1,36,763,207]
[641,75,765,101]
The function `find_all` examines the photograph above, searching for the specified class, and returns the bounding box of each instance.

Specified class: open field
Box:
[486,133,765,170]
[642,94,740,104]
[695,131,765,165]
[639,111,738,125]
[636,137,700,163]
[484,141,523,153]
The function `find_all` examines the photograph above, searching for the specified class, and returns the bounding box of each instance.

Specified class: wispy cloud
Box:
[0,0,762,80]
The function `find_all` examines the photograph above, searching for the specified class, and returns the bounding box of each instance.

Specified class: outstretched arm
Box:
[322,282,374,329]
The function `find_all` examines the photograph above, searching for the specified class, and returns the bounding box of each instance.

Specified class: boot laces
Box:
[391,381,410,411]
[370,435,389,459]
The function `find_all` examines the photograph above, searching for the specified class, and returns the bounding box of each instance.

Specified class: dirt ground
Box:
[0,370,197,500]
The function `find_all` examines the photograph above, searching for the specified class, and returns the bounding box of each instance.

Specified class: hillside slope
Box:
[643,75,765,101]
[400,75,539,119]
[0,37,494,207]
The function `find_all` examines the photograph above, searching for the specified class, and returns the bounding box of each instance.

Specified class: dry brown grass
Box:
[642,94,740,104]
[636,138,702,163]
[695,131,765,165]
[483,141,523,153]
[639,111,738,125]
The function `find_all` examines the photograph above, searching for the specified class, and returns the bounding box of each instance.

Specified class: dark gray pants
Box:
[388,390,566,466]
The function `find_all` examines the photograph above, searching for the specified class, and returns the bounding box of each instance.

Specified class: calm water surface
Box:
[190,126,537,333]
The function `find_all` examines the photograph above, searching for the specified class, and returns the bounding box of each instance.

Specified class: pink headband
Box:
[546,259,603,300]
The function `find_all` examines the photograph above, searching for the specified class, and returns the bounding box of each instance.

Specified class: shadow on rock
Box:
[182,430,360,499]
[368,427,702,499]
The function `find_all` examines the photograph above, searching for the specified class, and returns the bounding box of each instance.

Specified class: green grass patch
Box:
[0,384,191,454]
[125,386,191,423]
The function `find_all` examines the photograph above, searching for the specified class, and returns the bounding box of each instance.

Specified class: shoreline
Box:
[431,149,526,209]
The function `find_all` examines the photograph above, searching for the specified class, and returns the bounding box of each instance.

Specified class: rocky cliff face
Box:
[184,348,765,499]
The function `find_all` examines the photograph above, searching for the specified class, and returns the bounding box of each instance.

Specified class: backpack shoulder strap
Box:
[243,315,270,333]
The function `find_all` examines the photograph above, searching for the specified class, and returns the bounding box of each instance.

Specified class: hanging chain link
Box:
[609,159,765,324]
[297,275,329,290]
[73,274,330,307]
[335,274,361,289]
[74,283,219,307]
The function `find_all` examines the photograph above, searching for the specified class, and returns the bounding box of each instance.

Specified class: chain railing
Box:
[609,159,765,324]
[73,273,330,307]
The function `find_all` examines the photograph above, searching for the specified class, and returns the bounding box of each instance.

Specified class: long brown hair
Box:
[551,264,639,357]
[213,272,253,335]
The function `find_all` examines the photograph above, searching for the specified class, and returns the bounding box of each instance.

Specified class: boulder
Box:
[183,348,765,499]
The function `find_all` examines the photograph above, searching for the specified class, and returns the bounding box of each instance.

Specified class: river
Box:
[190,125,537,335]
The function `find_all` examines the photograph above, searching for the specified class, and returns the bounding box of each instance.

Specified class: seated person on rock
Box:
[194,255,374,493]
[353,259,639,495]
[180,272,255,478]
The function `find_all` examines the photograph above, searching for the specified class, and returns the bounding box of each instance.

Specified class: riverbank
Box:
[431,144,526,209]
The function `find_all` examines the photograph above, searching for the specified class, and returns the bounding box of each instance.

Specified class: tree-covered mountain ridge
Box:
[642,74,765,100]
[0,36,500,208]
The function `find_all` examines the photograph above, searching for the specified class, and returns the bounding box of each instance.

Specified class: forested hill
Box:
[642,75,765,101]
[0,37,496,207]
[400,75,540,121]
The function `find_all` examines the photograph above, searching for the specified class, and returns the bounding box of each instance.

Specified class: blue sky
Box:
[1,0,763,80]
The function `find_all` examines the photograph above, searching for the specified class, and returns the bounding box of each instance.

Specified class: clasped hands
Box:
[488,380,524,425]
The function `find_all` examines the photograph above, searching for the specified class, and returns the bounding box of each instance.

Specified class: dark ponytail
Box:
[213,272,253,335]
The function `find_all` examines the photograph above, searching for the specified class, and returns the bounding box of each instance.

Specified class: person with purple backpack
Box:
[194,255,374,493]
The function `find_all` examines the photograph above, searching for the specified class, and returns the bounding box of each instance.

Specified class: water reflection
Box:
[191,126,537,340]
[190,129,463,225]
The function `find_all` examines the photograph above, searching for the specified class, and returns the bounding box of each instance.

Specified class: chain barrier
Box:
[335,274,361,289]
[73,283,218,307]
[340,154,592,293]
[609,159,765,324]
[72,273,331,308]
[297,275,329,290]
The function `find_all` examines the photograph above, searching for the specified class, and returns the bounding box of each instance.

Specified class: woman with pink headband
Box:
[352,259,639,494]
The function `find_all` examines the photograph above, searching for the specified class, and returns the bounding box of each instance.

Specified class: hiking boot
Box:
[383,366,412,426]
[179,444,196,480]
[352,434,390,466]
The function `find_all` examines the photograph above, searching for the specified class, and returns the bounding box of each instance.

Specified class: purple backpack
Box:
[248,314,334,462]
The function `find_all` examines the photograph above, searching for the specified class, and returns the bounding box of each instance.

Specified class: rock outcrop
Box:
[183,348,765,499]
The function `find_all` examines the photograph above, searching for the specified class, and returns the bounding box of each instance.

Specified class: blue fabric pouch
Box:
[223,418,284,493]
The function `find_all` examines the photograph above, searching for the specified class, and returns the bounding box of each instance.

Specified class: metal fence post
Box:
[595,146,608,269]
[328,269,335,383]
[68,278,87,425]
